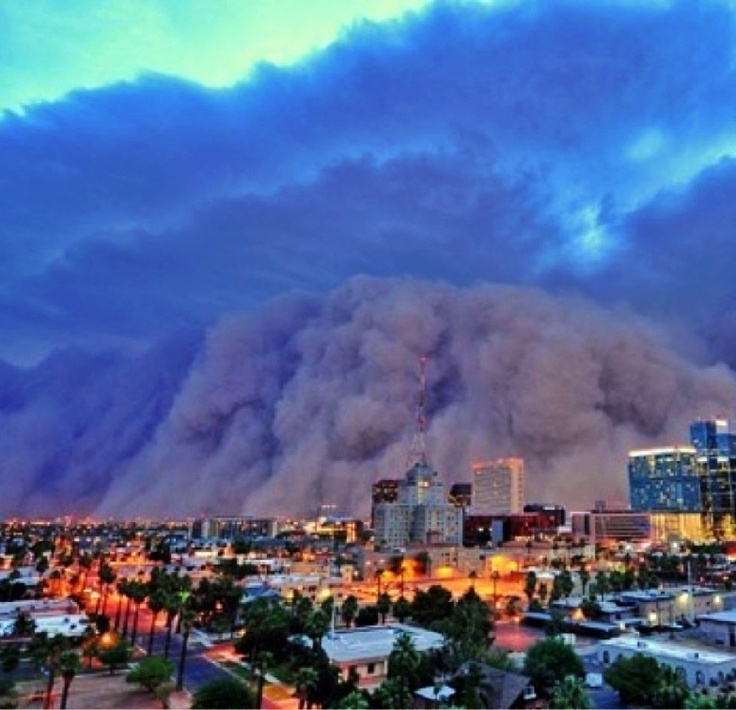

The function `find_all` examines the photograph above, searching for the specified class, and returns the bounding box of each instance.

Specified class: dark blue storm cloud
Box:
[2,0,736,359]
[3,0,736,516]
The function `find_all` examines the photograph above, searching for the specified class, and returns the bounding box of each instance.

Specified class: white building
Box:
[598,636,736,688]
[697,610,736,648]
[373,462,462,550]
[321,624,445,689]
[471,458,524,516]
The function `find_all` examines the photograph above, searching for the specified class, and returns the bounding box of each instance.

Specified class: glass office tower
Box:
[628,447,701,512]
[690,419,736,536]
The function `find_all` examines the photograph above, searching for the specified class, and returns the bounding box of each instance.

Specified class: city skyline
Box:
[3,0,736,518]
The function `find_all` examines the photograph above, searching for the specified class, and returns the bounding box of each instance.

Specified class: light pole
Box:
[491,570,500,619]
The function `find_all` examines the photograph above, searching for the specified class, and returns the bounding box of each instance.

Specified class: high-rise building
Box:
[690,419,736,535]
[372,357,462,550]
[371,479,401,528]
[628,447,701,512]
[373,461,463,550]
[449,483,472,509]
[471,458,524,516]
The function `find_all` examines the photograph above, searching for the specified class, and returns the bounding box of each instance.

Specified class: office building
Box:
[628,446,701,512]
[373,461,463,550]
[571,510,706,545]
[471,458,524,516]
[449,483,472,509]
[371,479,401,528]
[690,419,736,535]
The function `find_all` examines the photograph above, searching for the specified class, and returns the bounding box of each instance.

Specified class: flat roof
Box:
[600,636,736,664]
[629,447,696,457]
[699,610,736,624]
[322,624,444,664]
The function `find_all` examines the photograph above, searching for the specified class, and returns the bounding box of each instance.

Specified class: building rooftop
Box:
[600,636,736,664]
[321,623,444,663]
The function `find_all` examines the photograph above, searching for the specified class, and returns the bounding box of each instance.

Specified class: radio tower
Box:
[407,355,429,468]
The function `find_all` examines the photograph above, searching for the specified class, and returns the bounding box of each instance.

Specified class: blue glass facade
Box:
[690,419,736,533]
[629,448,701,512]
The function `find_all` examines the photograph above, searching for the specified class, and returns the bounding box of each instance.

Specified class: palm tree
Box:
[77,553,93,593]
[550,675,591,709]
[340,595,359,628]
[374,569,384,601]
[128,580,148,647]
[304,609,330,650]
[147,587,168,655]
[98,562,116,616]
[12,610,36,637]
[176,602,197,691]
[163,593,180,660]
[58,649,82,709]
[376,593,391,624]
[393,596,411,623]
[579,567,591,596]
[114,578,127,631]
[295,666,319,709]
[254,650,273,710]
[387,633,420,707]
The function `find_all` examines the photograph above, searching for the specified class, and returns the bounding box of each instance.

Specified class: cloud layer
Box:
[2,278,734,519]
[3,1,736,516]
[2,0,736,360]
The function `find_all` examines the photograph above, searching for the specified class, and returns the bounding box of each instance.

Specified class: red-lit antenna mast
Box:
[407,356,428,468]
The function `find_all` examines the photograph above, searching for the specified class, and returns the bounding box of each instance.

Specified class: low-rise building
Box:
[598,636,736,688]
[619,587,723,625]
[697,610,736,648]
[321,624,445,689]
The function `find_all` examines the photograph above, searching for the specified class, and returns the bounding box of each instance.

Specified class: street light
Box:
[491,570,500,619]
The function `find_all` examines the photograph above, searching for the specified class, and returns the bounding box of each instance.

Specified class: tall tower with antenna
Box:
[372,355,463,550]
[407,355,429,469]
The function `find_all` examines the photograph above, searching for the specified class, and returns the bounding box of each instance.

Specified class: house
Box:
[320,623,445,690]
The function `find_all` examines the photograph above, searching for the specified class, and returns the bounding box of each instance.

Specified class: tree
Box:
[191,678,254,709]
[0,646,20,675]
[58,650,82,710]
[372,677,411,710]
[147,588,168,655]
[127,656,174,695]
[410,585,454,628]
[98,562,116,616]
[580,596,601,621]
[98,638,132,676]
[128,580,148,647]
[578,567,590,596]
[652,665,689,709]
[355,606,379,627]
[334,689,370,709]
[304,609,330,650]
[392,596,411,623]
[434,588,493,669]
[376,593,391,624]
[340,595,359,629]
[604,653,662,706]
[236,598,290,662]
[11,611,35,638]
[523,637,585,696]
[253,650,273,710]
[386,633,421,707]
[162,592,180,660]
[550,675,591,709]
[176,602,196,691]
[594,571,610,601]
[295,666,320,709]
[0,679,17,710]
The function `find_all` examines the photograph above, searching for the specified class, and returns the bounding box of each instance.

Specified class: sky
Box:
[3,0,736,518]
